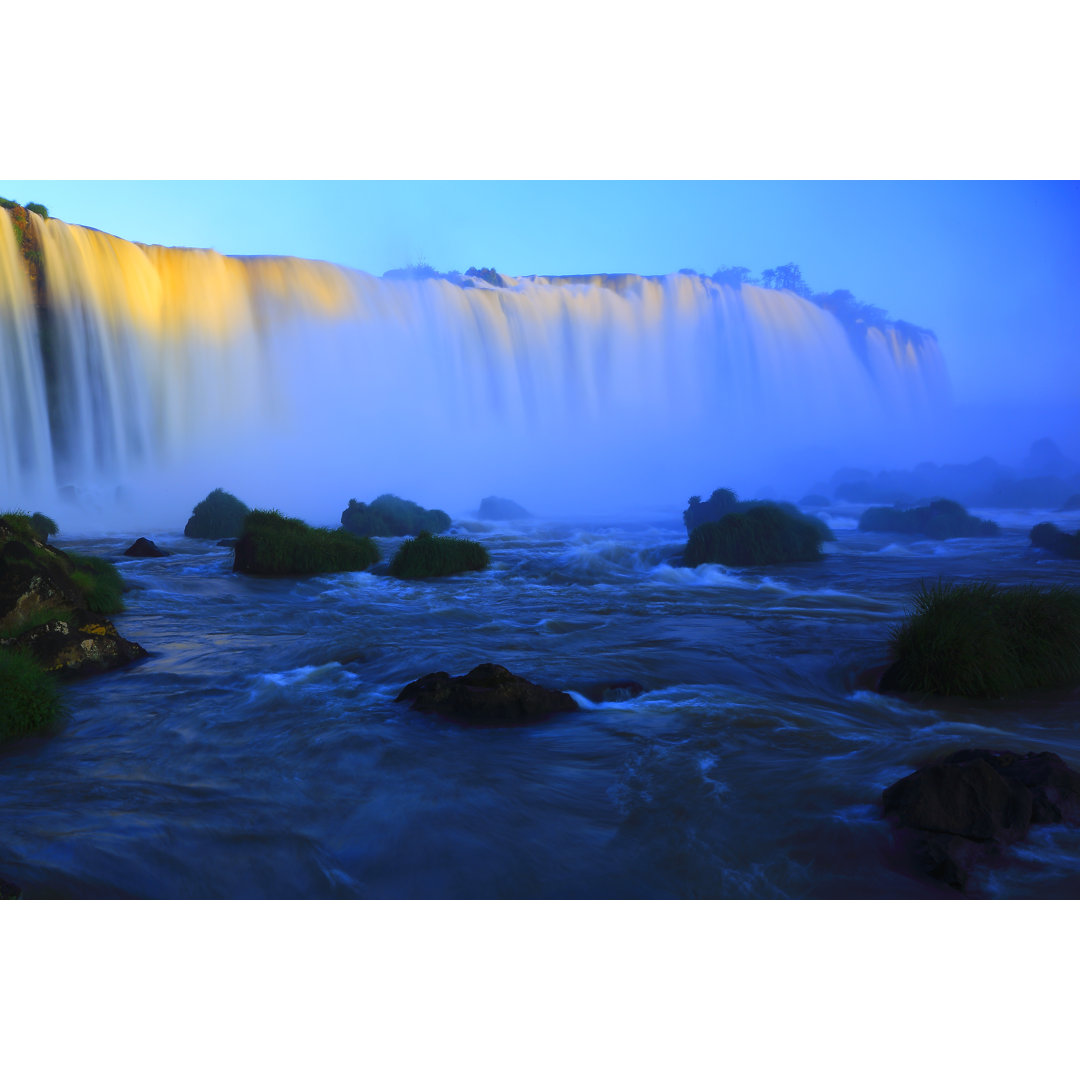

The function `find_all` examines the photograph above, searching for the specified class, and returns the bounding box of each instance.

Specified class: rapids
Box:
[1,508,1078,899]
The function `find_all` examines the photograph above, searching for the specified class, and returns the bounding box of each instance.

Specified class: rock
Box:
[2,610,148,676]
[942,749,1080,825]
[477,496,531,520]
[396,663,579,723]
[124,537,169,557]
[579,680,646,704]
[883,758,1032,843]
[0,555,80,636]
[882,748,1080,890]
[0,878,22,900]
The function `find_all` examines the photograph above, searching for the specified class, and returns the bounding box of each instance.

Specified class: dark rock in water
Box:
[579,680,646,704]
[858,498,998,539]
[1030,522,1080,559]
[882,748,1080,890]
[0,878,22,900]
[4,610,148,677]
[942,748,1080,825]
[124,537,169,557]
[477,496,531,520]
[185,488,250,540]
[396,663,579,723]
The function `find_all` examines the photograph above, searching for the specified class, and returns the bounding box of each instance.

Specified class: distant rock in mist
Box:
[826,439,1080,509]
[476,496,531,521]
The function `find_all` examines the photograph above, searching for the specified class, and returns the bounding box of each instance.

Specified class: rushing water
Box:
[2,506,1078,899]
[0,209,948,526]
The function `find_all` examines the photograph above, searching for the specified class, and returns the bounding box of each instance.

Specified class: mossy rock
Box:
[233,510,380,576]
[858,499,998,539]
[684,504,828,567]
[880,581,1080,698]
[340,494,451,537]
[185,488,250,539]
[389,532,489,579]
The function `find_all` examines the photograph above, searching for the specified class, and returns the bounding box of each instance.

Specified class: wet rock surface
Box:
[883,748,1080,890]
[3,610,148,676]
[397,663,579,723]
[124,537,170,557]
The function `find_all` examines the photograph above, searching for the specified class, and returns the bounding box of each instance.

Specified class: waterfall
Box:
[0,209,949,526]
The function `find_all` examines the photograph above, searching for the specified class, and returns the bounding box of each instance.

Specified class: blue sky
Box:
[3,180,1078,419]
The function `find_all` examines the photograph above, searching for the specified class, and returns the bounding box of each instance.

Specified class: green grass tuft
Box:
[68,555,125,613]
[389,532,490,579]
[0,650,64,741]
[341,494,451,537]
[684,504,828,567]
[184,488,250,539]
[234,510,380,576]
[884,580,1080,697]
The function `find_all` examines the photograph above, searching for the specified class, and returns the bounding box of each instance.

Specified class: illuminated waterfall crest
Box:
[0,210,949,522]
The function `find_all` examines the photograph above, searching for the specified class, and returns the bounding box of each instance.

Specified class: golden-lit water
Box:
[1,210,948,526]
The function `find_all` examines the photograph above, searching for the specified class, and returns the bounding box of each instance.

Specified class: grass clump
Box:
[68,555,125,614]
[685,504,829,567]
[389,532,490,579]
[882,580,1080,698]
[234,510,380,576]
[1030,522,1080,559]
[859,499,998,539]
[184,488,250,539]
[341,494,451,537]
[0,650,64,741]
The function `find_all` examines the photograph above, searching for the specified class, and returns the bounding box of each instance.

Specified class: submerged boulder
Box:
[396,663,579,723]
[124,537,170,558]
[882,748,1080,890]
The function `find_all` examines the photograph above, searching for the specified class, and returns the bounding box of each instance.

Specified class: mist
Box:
[2,192,1078,535]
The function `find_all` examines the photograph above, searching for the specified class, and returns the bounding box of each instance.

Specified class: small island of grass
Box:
[880,580,1080,697]
[389,532,490,579]
[858,499,998,539]
[233,510,380,576]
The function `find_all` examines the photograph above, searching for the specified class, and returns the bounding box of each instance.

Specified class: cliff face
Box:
[3,205,46,307]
